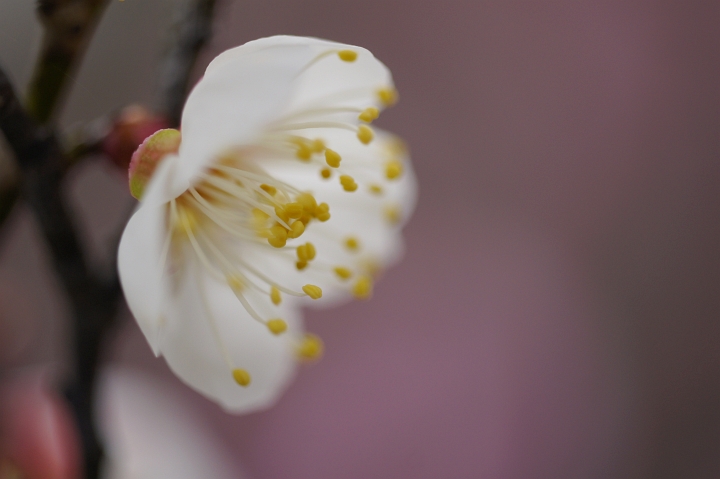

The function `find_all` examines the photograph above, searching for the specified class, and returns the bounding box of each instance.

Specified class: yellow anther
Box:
[302,284,323,299]
[268,236,287,248]
[175,208,198,233]
[297,242,316,262]
[369,184,384,195]
[384,204,402,225]
[358,107,379,123]
[270,223,288,241]
[333,267,353,280]
[352,275,373,299]
[315,202,331,222]
[296,145,312,161]
[337,50,358,62]
[232,369,251,387]
[284,202,304,219]
[266,319,288,335]
[297,334,324,361]
[305,242,316,260]
[377,87,398,106]
[340,175,358,192]
[320,168,332,179]
[312,138,326,153]
[252,207,270,221]
[297,193,317,212]
[274,205,290,223]
[226,274,245,292]
[270,286,282,305]
[385,160,403,180]
[296,260,308,270]
[357,125,374,145]
[260,184,277,196]
[344,236,360,251]
[288,220,305,239]
[325,149,341,168]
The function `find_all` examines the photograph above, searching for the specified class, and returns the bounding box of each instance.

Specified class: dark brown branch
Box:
[1,65,120,479]
[27,0,110,123]
[156,0,218,127]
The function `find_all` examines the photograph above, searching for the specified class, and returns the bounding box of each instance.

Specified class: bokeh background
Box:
[1,1,720,478]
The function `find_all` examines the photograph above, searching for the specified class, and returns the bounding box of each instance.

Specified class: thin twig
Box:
[156,0,218,127]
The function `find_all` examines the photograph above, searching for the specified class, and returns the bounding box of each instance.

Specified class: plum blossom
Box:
[118,36,417,412]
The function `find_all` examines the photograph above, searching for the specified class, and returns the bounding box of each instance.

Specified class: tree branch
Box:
[1,65,120,479]
[27,0,110,124]
[156,0,218,127]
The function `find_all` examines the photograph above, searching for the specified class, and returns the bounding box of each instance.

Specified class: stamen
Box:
[266,319,288,335]
[297,334,324,360]
[358,107,379,123]
[352,275,373,299]
[260,184,277,195]
[194,270,244,385]
[344,236,360,251]
[333,266,353,280]
[325,149,342,168]
[377,87,398,106]
[227,274,245,292]
[211,165,300,196]
[232,369,251,387]
[270,121,357,133]
[340,175,358,192]
[302,284,323,299]
[369,184,383,195]
[312,138,326,152]
[337,50,358,62]
[385,160,403,180]
[357,125,374,144]
[296,242,317,262]
[270,286,282,305]
[288,220,305,238]
[315,203,331,222]
[320,167,332,179]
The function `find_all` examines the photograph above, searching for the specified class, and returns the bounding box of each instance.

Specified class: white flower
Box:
[118,36,417,412]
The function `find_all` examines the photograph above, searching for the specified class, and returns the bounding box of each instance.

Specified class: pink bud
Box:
[0,373,81,479]
[102,105,168,171]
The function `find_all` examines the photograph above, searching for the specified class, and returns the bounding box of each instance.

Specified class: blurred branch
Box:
[0,181,20,238]
[27,0,110,124]
[0,65,120,479]
[156,0,218,127]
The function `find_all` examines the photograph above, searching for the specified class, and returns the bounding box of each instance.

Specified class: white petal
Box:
[137,153,189,207]
[281,40,393,120]
[98,368,239,479]
[117,202,168,355]
[158,259,300,413]
[178,42,318,185]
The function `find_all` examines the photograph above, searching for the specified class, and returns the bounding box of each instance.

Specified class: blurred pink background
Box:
[1,1,719,478]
